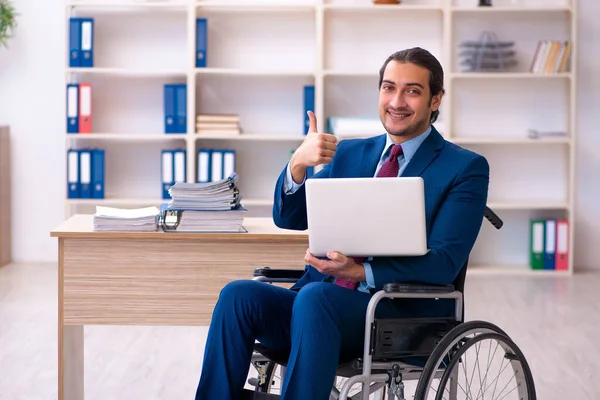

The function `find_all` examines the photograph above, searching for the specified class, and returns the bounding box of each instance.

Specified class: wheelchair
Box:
[245,206,537,400]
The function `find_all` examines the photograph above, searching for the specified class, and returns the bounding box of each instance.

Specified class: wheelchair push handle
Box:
[484,206,503,230]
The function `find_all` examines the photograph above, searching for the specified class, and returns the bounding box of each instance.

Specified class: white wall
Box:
[0,0,65,263]
[0,0,598,269]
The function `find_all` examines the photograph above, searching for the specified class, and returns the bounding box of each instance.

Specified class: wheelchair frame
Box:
[245,207,536,400]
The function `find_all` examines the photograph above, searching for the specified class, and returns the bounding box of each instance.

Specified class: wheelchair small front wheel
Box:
[415,321,536,400]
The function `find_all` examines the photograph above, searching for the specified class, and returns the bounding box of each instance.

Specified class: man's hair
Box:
[378,47,445,123]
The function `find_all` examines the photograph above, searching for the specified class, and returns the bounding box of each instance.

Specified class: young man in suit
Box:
[194,47,489,400]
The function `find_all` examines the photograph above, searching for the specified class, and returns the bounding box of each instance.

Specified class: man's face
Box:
[378,60,442,142]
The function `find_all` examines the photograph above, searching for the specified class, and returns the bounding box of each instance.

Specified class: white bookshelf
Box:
[65,0,577,275]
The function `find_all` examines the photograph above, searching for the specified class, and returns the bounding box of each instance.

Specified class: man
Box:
[195,47,489,400]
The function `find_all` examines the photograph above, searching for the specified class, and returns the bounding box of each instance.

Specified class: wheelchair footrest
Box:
[370,317,459,360]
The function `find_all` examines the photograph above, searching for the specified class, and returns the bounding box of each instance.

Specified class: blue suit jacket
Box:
[272,127,489,315]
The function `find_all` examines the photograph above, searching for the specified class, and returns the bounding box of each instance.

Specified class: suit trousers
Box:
[194,279,409,400]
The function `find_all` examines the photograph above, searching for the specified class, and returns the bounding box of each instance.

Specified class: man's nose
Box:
[389,93,407,108]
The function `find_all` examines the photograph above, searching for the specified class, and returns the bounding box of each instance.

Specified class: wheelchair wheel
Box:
[414,320,536,400]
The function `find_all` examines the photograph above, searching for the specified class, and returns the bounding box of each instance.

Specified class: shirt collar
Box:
[382,125,432,164]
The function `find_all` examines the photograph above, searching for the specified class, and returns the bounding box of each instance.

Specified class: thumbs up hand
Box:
[289,111,337,183]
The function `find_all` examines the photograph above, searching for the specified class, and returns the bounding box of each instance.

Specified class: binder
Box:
[174,149,186,184]
[197,149,211,183]
[555,220,569,270]
[66,83,79,133]
[79,83,92,133]
[69,18,81,67]
[303,85,315,134]
[543,219,556,270]
[223,149,235,179]
[175,84,187,133]
[79,18,94,68]
[67,149,80,198]
[196,18,207,68]
[91,149,105,199]
[161,150,174,199]
[529,219,545,270]
[79,149,92,198]
[164,84,176,134]
[211,149,224,182]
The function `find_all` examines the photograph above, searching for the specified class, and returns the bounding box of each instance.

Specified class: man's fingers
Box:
[320,149,336,158]
[307,110,318,133]
[321,141,337,151]
[321,133,337,143]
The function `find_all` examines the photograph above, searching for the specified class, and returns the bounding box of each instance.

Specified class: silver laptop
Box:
[305,177,428,258]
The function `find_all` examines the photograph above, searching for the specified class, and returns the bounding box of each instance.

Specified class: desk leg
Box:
[59,237,84,400]
[59,325,84,400]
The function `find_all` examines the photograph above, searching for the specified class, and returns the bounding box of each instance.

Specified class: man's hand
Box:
[289,111,337,184]
[304,249,366,282]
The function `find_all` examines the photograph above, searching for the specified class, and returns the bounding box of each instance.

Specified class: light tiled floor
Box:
[1,262,598,399]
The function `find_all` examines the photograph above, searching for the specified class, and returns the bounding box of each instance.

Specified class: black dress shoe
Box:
[239,388,280,399]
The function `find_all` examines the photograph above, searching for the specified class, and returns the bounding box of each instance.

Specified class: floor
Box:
[0,262,598,400]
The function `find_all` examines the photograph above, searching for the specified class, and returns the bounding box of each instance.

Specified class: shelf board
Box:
[66,198,163,206]
[324,70,378,77]
[451,72,572,79]
[195,1,316,11]
[449,136,570,145]
[451,5,572,13]
[67,197,273,207]
[66,1,188,8]
[66,67,188,77]
[195,68,314,77]
[324,4,441,11]
[66,133,188,141]
[486,201,569,211]
[242,198,273,206]
[467,265,570,276]
[195,133,305,141]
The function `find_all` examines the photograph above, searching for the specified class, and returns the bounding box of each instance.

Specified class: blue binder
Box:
[79,149,92,198]
[197,149,212,183]
[67,149,80,198]
[79,18,94,68]
[66,83,79,133]
[92,149,105,199]
[196,18,207,68]
[175,84,187,133]
[164,84,176,134]
[69,18,81,67]
[161,149,175,199]
[303,85,315,134]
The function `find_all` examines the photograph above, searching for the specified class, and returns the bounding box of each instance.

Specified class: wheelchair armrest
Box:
[383,282,455,294]
[252,267,304,284]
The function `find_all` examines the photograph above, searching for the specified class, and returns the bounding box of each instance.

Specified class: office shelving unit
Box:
[64,0,577,275]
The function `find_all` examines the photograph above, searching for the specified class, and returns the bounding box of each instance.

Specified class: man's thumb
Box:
[307,110,318,133]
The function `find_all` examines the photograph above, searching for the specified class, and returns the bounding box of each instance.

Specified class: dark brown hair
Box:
[378,47,445,123]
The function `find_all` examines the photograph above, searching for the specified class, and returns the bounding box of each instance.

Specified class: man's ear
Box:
[431,91,443,111]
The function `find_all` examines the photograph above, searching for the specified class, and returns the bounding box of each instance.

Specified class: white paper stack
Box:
[167,173,241,211]
[93,206,159,232]
[162,173,247,232]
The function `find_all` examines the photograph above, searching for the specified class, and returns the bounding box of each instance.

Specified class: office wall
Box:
[0,0,598,268]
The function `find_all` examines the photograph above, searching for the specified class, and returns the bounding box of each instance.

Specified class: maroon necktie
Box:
[334,144,404,290]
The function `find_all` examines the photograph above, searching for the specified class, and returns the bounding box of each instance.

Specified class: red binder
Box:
[555,220,569,271]
[79,83,92,133]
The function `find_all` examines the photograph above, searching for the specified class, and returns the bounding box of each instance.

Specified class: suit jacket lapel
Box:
[358,134,387,177]
[401,126,445,178]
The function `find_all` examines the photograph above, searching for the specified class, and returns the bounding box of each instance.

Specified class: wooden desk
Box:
[50,214,308,400]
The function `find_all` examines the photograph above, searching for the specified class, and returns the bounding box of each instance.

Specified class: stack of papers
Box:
[93,206,159,232]
[161,204,247,233]
[162,173,247,232]
[167,173,241,211]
